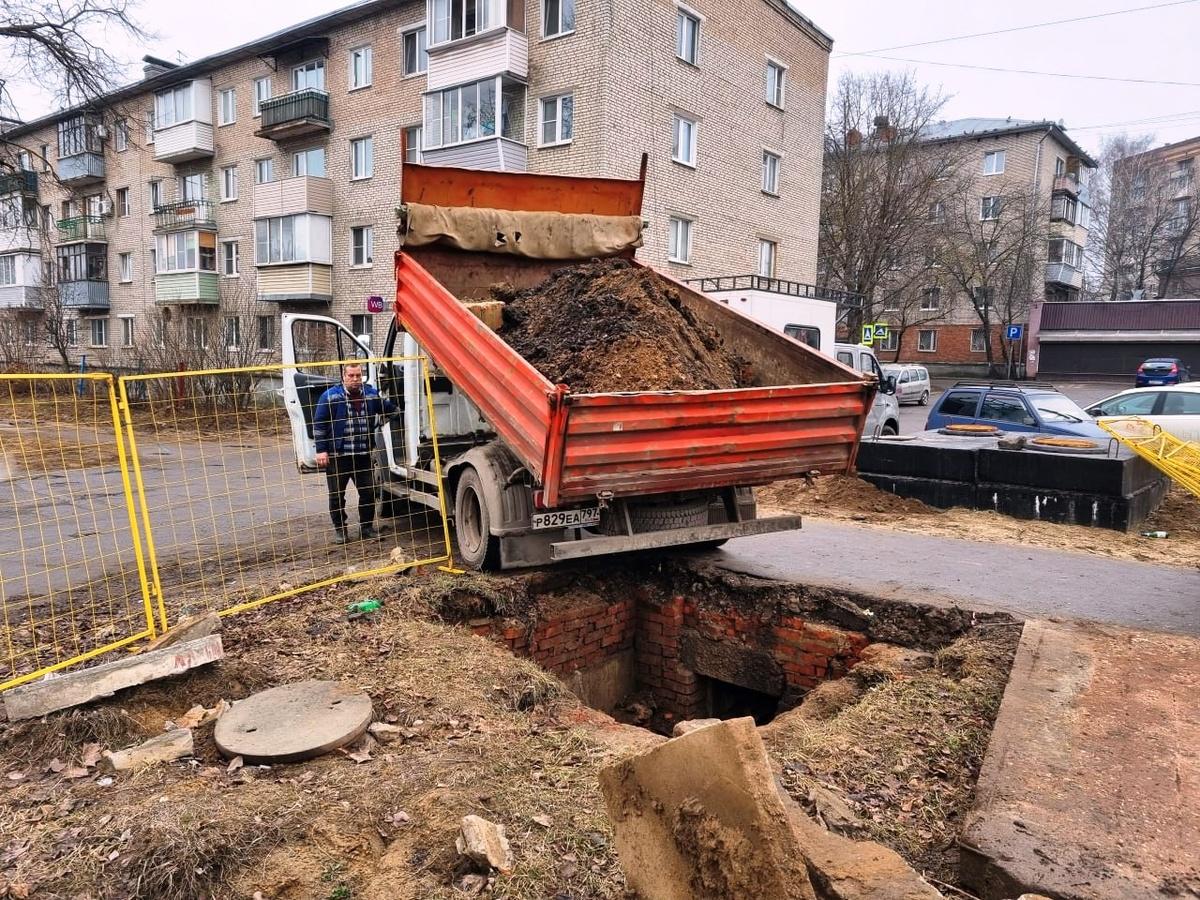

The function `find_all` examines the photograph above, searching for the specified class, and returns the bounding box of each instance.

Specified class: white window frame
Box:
[350,225,375,267]
[218,88,237,126]
[349,46,373,90]
[185,316,208,350]
[120,315,135,348]
[148,180,162,211]
[970,328,986,353]
[221,240,239,277]
[402,26,428,76]
[765,59,786,109]
[980,196,1002,221]
[917,329,938,352]
[350,137,374,180]
[254,158,274,185]
[0,256,15,286]
[220,165,238,202]
[116,187,131,217]
[257,315,274,352]
[672,113,698,168]
[404,125,423,163]
[252,77,272,117]
[668,215,694,265]
[543,0,576,38]
[224,315,242,351]
[879,330,899,352]
[114,119,129,152]
[292,147,326,177]
[292,60,326,93]
[118,252,133,283]
[178,173,205,202]
[920,287,940,311]
[675,5,701,65]
[89,317,108,349]
[66,318,78,347]
[539,93,574,147]
[757,239,777,277]
[761,149,781,195]
[983,150,1006,176]
[154,83,193,129]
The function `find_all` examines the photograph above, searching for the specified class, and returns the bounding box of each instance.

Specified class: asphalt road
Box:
[898,378,1129,434]
[712,520,1200,636]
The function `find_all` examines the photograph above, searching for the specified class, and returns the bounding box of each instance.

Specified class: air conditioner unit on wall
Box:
[95,124,110,140]
[100,197,114,217]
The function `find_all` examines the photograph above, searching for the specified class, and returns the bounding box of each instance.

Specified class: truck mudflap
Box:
[546,514,802,561]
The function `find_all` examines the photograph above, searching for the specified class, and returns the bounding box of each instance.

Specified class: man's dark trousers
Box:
[325,453,376,532]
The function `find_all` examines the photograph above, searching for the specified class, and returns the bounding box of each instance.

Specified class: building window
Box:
[983,150,1005,176]
[917,329,937,352]
[257,315,274,351]
[403,28,428,75]
[544,0,575,37]
[218,88,237,125]
[424,78,520,148]
[149,180,162,211]
[39,144,50,171]
[348,46,373,90]
[970,328,986,353]
[350,137,374,180]
[929,201,944,224]
[116,187,130,217]
[154,84,193,128]
[221,240,239,276]
[765,60,786,108]
[1048,238,1084,268]
[121,316,135,348]
[292,60,326,92]
[293,147,326,177]
[668,216,693,264]
[757,239,776,277]
[155,231,217,273]
[185,316,208,350]
[432,0,499,43]
[118,252,133,283]
[57,244,106,282]
[539,94,574,146]
[920,287,940,311]
[114,119,129,151]
[761,150,780,195]
[0,256,15,285]
[178,173,205,201]
[145,109,155,144]
[224,315,241,350]
[676,7,700,64]
[404,125,422,163]
[57,115,101,157]
[89,318,108,348]
[879,330,899,352]
[980,196,1002,221]
[351,226,374,267]
[66,319,77,347]
[351,314,373,345]
[253,77,272,116]
[217,166,237,202]
[254,158,274,184]
[254,214,330,265]
[672,114,697,167]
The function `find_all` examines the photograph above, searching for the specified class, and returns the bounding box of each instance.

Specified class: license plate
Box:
[532,507,601,531]
[1149,379,1163,385]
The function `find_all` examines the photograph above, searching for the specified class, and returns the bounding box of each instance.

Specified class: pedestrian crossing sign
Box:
[861,324,873,345]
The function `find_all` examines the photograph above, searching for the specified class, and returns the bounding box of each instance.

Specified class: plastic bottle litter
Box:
[347,599,383,616]
[1140,531,1169,539]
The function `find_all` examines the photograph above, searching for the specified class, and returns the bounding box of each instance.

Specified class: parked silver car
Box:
[881,364,932,406]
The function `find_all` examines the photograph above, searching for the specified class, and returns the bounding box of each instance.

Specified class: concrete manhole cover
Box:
[215,680,373,764]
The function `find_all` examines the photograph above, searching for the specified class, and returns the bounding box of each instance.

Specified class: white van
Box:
[881,364,931,406]
[834,343,902,437]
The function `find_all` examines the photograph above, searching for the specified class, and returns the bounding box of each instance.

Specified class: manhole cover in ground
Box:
[1028,436,1106,455]
[939,423,1003,436]
[214,680,373,764]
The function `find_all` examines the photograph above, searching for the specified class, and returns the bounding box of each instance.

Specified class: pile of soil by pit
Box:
[496,259,750,393]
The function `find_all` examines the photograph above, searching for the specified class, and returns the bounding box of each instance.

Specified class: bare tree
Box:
[818,71,967,336]
[937,185,1048,377]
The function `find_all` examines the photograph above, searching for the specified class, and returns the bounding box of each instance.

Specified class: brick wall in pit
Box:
[470,600,635,679]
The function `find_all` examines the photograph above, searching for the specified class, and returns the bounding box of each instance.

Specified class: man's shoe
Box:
[334,528,349,544]
[359,525,376,540]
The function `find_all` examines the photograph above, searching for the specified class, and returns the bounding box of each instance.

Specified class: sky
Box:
[8,0,1200,157]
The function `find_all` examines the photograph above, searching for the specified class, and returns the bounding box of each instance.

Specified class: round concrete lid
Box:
[215,680,373,764]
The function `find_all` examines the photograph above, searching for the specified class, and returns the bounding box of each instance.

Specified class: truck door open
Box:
[281,313,375,471]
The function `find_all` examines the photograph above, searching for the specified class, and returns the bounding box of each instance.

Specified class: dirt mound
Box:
[758,474,934,517]
[497,258,749,393]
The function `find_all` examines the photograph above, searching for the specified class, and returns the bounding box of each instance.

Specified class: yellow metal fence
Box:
[1098,417,1200,499]
[0,358,453,690]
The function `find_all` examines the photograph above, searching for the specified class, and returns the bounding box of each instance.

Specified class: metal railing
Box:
[153,198,217,231]
[0,170,37,195]
[56,214,106,242]
[685,274,865,308]
[259,88,331,131]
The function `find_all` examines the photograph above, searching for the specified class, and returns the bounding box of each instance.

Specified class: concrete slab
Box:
[960,620,1200,899]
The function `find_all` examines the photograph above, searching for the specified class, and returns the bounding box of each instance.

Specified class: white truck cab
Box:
[833,343,901,437]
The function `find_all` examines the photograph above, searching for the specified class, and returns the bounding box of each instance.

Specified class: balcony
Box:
[153,199,217,233]
[154,271,219,305]
[56,152,105,187]
[0,226,40,253]
[1170,175,1194,198]
[256,263,332,303]
[1052,173,1080,197]
[60,280,109,310]
[426,27,528,91]
[0,171,37,195]
[0,285,42,309]
[252,175,333,218]
[153,120,215,165]
[255,89,331,142]
[422,136,527,172]
[1045,262,1083,290]
[57,215,106,243]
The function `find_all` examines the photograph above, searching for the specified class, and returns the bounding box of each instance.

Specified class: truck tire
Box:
[603,496,710,535]
[454,467,500,570]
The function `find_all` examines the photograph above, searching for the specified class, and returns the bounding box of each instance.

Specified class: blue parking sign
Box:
[1006,324,1023,341]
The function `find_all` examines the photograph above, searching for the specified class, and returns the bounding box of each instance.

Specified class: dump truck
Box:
[282,158,877,569]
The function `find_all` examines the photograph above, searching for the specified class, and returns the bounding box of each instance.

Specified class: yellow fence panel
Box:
[0,374,156,690]
[118,357,453,627]
[1099,417,1200,499]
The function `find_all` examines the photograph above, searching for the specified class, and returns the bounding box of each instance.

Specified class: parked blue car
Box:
[925,382,1109,438]
[1135,358,1191,387]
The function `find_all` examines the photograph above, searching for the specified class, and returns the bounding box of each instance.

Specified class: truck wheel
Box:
[603,496,710,534]
[454,467,500,570]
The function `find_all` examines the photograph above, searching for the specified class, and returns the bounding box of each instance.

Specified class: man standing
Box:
[313,364,395,543]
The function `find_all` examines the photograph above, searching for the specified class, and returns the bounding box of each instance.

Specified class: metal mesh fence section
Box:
[0,374,156,690]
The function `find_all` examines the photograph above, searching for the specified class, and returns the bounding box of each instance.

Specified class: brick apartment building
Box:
[867,118,1097,373]
[0,0,832,367]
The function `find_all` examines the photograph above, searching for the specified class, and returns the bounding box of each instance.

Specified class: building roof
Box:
[922,117,1098,169]
[1040,299,1200,332]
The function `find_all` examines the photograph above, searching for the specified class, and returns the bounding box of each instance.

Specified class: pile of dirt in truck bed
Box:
[495,258,750,392]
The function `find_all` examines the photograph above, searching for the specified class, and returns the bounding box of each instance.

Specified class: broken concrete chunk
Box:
[807,785,863,835]
[671,717,721,737]
[456,815,514,874]
[367,722,404,743]
[102,728,194,772]
[143,612,222,653]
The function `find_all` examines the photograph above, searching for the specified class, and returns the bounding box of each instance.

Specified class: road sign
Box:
[1006,324,1024,341]
[861,324,874,346]
[366,295,385,314]
[872,322,890,340]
